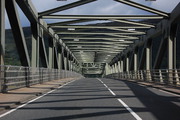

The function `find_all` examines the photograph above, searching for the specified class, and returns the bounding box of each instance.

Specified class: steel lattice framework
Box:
[37,0,168,64]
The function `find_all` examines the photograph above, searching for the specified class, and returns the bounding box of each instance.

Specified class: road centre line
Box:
[97,78,142,120]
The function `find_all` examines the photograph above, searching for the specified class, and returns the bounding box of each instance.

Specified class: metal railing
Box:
[0,65,83,92]
[105,69,180,86]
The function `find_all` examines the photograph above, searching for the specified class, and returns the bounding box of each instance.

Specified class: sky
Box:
[5,0,180,29]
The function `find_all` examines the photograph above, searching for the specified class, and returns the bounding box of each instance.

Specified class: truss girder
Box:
[41,15,164,19]
[57,32,145,35]
[114,0,168,17]
[39,0,97,16]
[6,0,30,67]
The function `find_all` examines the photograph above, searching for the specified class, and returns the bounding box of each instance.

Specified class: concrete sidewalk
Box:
[0,77,80,113]
[125,79,180,95]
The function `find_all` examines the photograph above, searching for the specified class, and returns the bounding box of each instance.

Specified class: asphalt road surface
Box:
[0,78,180,120]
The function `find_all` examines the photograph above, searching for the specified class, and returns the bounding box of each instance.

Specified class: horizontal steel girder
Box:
[68,45,127,47]
[39,0,97,16]
[48,19,94,26]
[111,19,155,27]
[70,47,125,50]
[107,28,145,33]
[68,45,125,49]
[41,15,164,19]
[57,32,145,35]
[60,33,139,38]
[51,25,152,29]
[61,36,139,40]
[114,0,168,17]
[65,41,134,44]
[72,50,121,53]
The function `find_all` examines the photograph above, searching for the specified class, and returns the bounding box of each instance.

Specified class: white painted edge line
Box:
[0,80,77,118]
[97,78,142,120]
[158,89,180,97]
[118,99,142,120]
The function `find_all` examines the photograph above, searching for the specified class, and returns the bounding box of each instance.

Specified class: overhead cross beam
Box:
[70,47,125,50]
[65,41,134,44]
[48,19,93,26]
[72,50,121,53]
[57,32,145,35]
[114,0,169,17]
[61,37,138,40]
[39,0,97,16]
[51,25,151,29]
[108,28,146,33]
[60,33,139,38]
[41,15,164,19]
[111,19,155,28]
[68,44,129,47]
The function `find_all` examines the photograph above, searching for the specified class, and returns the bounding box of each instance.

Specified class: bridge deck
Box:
[0,78,180,120]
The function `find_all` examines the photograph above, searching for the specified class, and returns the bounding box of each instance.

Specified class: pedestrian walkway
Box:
[0,77,80,113]
[124,79,180,95]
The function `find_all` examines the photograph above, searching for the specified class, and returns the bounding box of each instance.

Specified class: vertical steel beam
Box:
[126,56,129,72]
[0,0,5,92]
[6,0,30,66]
[120,59,124,72]
[39,28,48,67]
[54,46,59,69]
[134,50,138,71]
[61,48,65,70]
[48,37,54,69]
[118,61,121,72]
[0,0,5,65]
[66,52,70,70]
[31,23,39,67]
[114,63,117,73]
[58,46,62,69]
[64,57,67,70]
[133,49,138,79]
[146,41,152,81]
[168,33,174,84]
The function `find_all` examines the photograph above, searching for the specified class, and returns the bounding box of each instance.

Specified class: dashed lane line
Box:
[97,78,142,120]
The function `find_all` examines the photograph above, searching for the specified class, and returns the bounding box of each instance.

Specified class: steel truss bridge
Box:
[0,0,180,90]
[0,1,180,120]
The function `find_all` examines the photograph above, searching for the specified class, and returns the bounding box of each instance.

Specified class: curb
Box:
[0,80,72,113]
[111,78,180,96]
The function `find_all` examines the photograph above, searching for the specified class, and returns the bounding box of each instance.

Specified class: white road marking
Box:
[97,78,142,120]
[0,80,77,118]
[118,99,142,120]
[158,89,180,97]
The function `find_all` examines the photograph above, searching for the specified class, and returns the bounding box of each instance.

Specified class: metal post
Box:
[126,56,129,79]
[58,49,62,69]
[31,23,39,67]
[134,50,138,79]
[168,35,174,84]
[64,57,67,70]
[118,61,121,72]
[120,60,124,72]
[146,44,152,81]
[39,27,48,68]
[0,0,5,92]
[48,37,54,69]
[159,69,163,83]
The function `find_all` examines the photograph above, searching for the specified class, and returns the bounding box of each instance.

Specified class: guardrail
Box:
[0,65,83,92]
[105,69,180,86]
